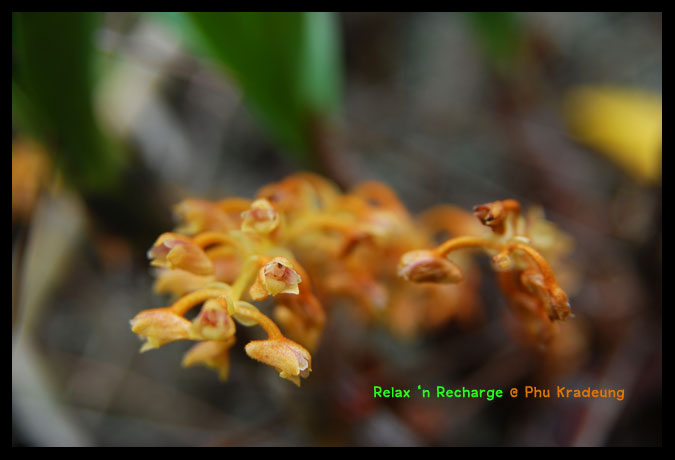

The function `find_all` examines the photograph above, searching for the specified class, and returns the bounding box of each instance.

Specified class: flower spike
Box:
[132,174,575,386]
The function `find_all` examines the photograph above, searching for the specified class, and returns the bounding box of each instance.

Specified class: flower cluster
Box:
[399,199,574,346]
[130,173,574,385]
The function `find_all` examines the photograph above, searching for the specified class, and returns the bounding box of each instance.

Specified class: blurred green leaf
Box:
[12,80,44,140]
[300,12,342,115]
[12,12,125,193]
[154,12,342,165]
[465,12,523,74]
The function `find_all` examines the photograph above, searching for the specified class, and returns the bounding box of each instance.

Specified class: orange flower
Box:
[240,198,280,235]
[148,233,214,276]
[245,337,312,386]
[182,337,236,381]
[249,257,302,300]
[130,308,194,352]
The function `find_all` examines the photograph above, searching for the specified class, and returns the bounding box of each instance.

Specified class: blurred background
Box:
[12,12,661,446]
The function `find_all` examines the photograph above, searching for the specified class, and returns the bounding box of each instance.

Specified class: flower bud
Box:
[249,257,302,300]
[245,337,312,386]
[130,308,194,352]
[473,201,507,234]
[241,199,280,235]
[174,199,235,235]
[148,233,214,276]
[398,250,464,283]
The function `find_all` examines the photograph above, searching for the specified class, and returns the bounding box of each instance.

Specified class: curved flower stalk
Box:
[398,199,574,346]
[132,173,576,386]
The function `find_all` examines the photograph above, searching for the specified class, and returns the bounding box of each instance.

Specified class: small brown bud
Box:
[398,250,464,283]
[473,201,507,234]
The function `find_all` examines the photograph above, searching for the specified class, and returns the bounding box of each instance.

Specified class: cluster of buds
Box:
[130,173,574,385]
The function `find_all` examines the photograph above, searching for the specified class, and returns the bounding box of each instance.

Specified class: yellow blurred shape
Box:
[564,86,662,185]
[12,139,50,222]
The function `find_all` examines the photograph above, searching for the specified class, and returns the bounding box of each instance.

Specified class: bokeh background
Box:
[12,12,661,446]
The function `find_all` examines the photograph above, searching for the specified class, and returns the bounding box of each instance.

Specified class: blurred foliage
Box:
[465,12,524,74]
[153,12,342,165]
[12,12,126,194]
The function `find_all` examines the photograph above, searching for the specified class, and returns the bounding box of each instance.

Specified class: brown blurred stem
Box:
[308,114,356,190]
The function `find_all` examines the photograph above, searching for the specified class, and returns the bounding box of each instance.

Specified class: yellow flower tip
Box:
[130,308,193,351]
[148,233,214,276]
[244,337,312,385]
[241,199,280,235]
[191,297,236,341]
[139,338,166,353]
[279,373,302,387]
[398,250,464,283]
[249,257,302,300]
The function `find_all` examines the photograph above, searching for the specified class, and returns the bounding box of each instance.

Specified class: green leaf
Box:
[154,12,342,165]
[12,12,125,193]
[465,12,524,74]
[300,12,342,115]
[12,80,44,140]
